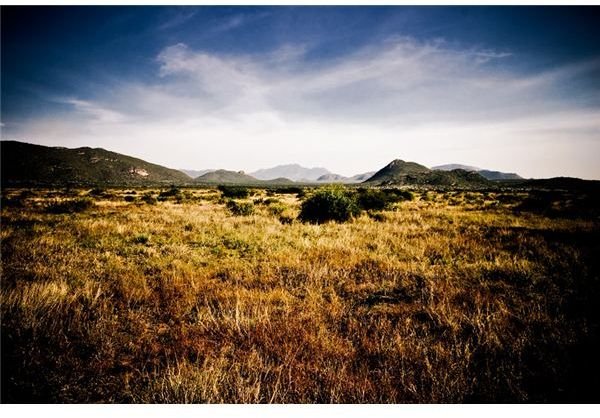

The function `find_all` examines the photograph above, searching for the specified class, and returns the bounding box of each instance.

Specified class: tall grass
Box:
[1,188,599,402]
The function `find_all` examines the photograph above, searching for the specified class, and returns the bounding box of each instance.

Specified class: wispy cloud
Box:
[8,38,600,179]
[158,9,198,31]
[62,98,125,123]
[211,11,271,34]
[214,14,245,32]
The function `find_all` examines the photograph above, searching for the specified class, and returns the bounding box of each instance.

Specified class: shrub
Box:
[218,185,249,199]
[354,188,413,211]
[383,188,414,202]
[141,194,157,205]
[159,187,181,198]
[226,200,254,216]
[88,187,105,197]
[272,186,303,195]
[268,202,287,216]
[124,195,136,202]
[46,198,94,214]
[356,188,392,211]
[367,211,387,222]
[298,186,360,224]
[263,198,279,205]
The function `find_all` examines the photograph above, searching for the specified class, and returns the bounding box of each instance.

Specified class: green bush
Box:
[354,188,413,211]
[367,211,387,222]
[141,193,157,205]
[272,186,303,195]
[124,195,136,202]
[356,188,392,211]
[298,186,360,224]
[296,188,307,199]
[159,187,181,198]
[226,200,254,216]
[218,185,250,199]
[46,198,94,214]
[382,188,414,202]
[268,202,287,216]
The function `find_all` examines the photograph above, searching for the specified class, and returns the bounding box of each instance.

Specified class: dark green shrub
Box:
[226,200,254,216]
[218,185,249,199]
[356,189,392,211]
[141,194,157,205]
[354,188,413,211]
[298,186,360,224]
[383,188,414,201]
[124,195,136,202]
[273,186,303,195]
[46,198,94,214]
[367,211,387,222]
[158,187,184,202]
[159,187,181,198]
[497,194,524,204]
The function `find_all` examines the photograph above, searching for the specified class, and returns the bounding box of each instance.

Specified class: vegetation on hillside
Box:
[1,141,191,186]
[366,159,489,187]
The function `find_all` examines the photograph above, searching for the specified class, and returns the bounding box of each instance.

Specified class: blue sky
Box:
[2,6,600,178]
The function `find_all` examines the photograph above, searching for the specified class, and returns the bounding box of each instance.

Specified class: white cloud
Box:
[62,98,126,123]
[158,9,198,31]
[8,38,600,179]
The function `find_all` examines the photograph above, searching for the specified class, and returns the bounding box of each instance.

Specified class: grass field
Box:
[1,187,599,403]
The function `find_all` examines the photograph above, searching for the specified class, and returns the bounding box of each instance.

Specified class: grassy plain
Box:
[1,187,599,402]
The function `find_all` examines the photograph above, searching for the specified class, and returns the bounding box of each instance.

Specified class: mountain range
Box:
[432,164,523,180]
[191,164,377,184]
[3,140,595,190]
[179,169,215,178]
[249,164,330,182]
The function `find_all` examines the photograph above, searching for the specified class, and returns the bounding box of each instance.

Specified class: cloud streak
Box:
[6,37,600,179]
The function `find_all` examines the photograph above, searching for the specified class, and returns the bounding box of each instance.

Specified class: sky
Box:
[1,6,600,179]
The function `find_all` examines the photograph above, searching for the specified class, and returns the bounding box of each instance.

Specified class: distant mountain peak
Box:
[366,158,488,187]
[250,164,330,181]
[432,163,480,172]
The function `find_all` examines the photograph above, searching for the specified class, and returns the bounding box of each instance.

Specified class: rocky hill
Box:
[1,140,191,186]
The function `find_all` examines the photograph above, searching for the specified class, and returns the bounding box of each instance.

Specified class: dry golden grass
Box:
[1,187,599,402]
